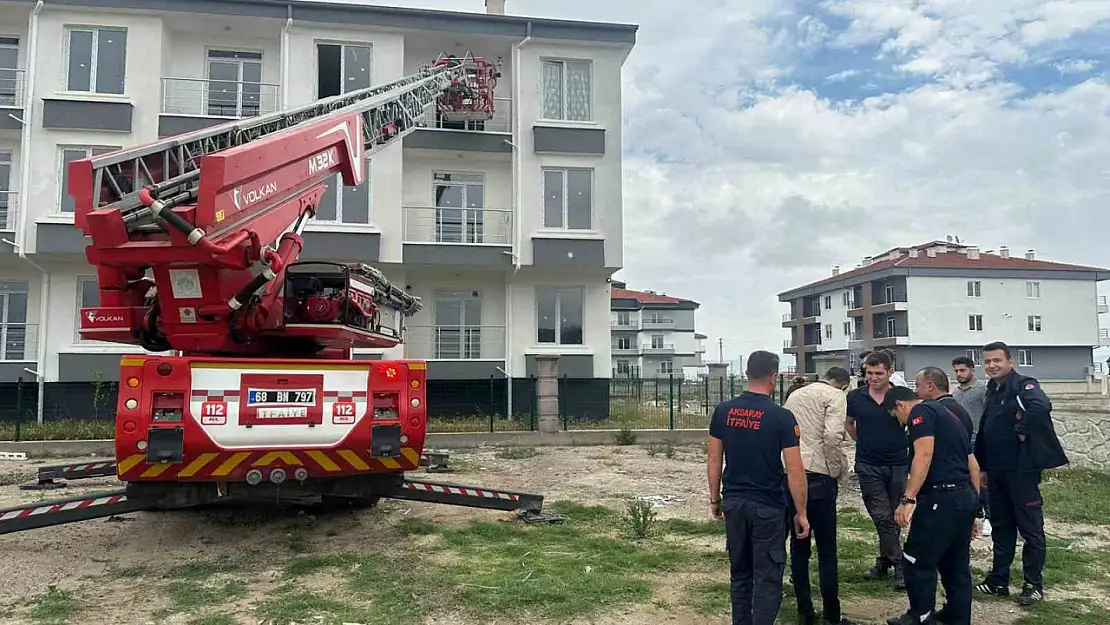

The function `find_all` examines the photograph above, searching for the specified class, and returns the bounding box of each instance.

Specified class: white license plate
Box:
[255,406,309,420]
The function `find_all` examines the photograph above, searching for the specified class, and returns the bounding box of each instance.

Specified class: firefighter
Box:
[974,342,1069,606]
[883,385,982,625]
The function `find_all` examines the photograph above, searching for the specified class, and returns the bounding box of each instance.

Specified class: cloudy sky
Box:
[335,0,1110,368]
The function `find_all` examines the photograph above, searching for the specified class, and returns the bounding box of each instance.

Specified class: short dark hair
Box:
[883,385,918,409]
[864,350,893,370]
[983,341,1012,359]
[919,366,950,392]
[745,350,780,380]
[879,348,897,367]
[824,366,851,385]
[859,351,872,362]
[951,356,975,368]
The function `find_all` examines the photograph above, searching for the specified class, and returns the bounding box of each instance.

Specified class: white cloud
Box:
[325,0,1110,366]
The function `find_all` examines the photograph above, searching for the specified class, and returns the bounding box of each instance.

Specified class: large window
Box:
[316,42,371,98]
[206,49,262,117]
[58,146,121,214]
[536,286,583,345]
[76,277,100,342]
[433,290,482,359]
[0,36,19,107]
[541,59,591,121]
[314,156,371,224]
[542,168,592,229]
[0,281,28,361]
[433,172,484,243]
[65,27,127,95]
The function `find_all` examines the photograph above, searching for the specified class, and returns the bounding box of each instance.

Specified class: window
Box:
[965,348,982,365]
[615,359,631,375]
[0,150,11,230]
[58,146,121,213]
[842,292,850,306]
[76,277,100,342]
[206,49,263,117]
[65,27,127,95]
[432,290,482,359]
[1027,315,1042,332]
[842,321,852,337]
[432,172,484,243]
[968,314,983,331]
[0,280,28,360]
[616,311,630,327]
[0,36,18,107]
[823,295,831,309]
[314,156,371,224]
[885,314,897,337]
[1018,349,1034,366]
[883,283,895,303]
[541,59,591,121]
[659,360,673,375]
[967,280,981,297]
[824,324,832,339]
[536,286,583,345]
[650,334,664,349]
[316,42,371,98]
[1026,281,1040,299]
[616,335,632,350]
[542,168,592,229]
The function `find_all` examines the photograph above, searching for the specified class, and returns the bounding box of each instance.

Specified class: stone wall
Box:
[1051,395,1110,471]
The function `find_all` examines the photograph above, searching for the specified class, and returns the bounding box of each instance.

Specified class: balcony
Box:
[873,328,910,347]
[783,339,796,350]
[158,77,280,137]
[0,323,36,363]
[782,312,799,327]
[0,191,17,231]
[403,325,505,360]
[641,343,675,355]
[401,206,513,266]
[407,97,513,153]
[641,318,675,330]
[1100,328,1110,347]
[0,69,24,121]
[611,319,639,330]
[1099,296,1108,314]
[612,346,640,356]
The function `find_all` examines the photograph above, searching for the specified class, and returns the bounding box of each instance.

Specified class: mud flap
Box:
[371,424,402,457]
[146,427,184,464]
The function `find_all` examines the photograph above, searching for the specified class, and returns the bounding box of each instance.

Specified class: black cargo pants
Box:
[984,470,1046,590]
[786,473,842,623]
[722,496,788,625]
[855,461,908,569]
[902,483,978,624]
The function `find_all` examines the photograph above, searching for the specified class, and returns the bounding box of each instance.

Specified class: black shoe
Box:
[1016,584,1044,606]
[887,611,936,625]
[865,558,890,580]
[975,581,1010,596]
[893,565,906,590]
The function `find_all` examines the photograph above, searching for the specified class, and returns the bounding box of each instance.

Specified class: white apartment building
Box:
[0,0,638,393]
[778,241,1110,381]
[609,281,706,378]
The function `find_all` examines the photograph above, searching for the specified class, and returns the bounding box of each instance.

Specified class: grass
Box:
[1041,468,1110,524]
[28,586,82,625]
[0,419,114,441]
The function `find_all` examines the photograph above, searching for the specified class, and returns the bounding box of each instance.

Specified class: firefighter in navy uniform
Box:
[974,342,1069,606]
[707,350,811,625]
[883,386,982,625]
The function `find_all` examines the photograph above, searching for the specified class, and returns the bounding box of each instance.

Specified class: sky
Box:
[323,0,1110,368]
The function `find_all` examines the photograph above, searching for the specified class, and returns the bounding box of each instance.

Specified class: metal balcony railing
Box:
[0,323,37,361]
[0,69,25,108]
[641,343,675,354]
[402,206,512,246]
[783,339,795,349]
[0,191,18,231]
[612,346,640,356]
[1100,328,1110,346]
[642,318,675,329]
[1099,295,1108,314]
[782,313,796,322]
[403,325,505,360]
[418,97,512,133]
[161,77,280,118]
[611,319,638,329]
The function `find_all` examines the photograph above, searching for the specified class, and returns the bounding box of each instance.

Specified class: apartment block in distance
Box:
[778,241,1110,380]
[0,0,637,419]
[610,281,706,378]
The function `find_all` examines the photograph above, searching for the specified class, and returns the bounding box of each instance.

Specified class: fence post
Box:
[668,373,675,430]
[488,376,495,433]
[676,374,683,427]
[14,376,22,443]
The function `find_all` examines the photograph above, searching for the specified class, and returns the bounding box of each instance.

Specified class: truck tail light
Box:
[372,392,399,421]
[152,392,184,423]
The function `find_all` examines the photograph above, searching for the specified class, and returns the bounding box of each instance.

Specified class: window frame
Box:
[75,275,100,343]
[1026,281,1041,299]
[824,323,832,339]
[965,348,982,365]
[967,280,981,297]
[968,314,983,332]
[540,167,593,230]
[1027,314,1042,332]
[203,47,265,118]
[1018,349,1034,367]
[313,39,374,99]
[62,25,128,95]
[57,145,122,215]
[539,57,593,122]
[535,285,584,346]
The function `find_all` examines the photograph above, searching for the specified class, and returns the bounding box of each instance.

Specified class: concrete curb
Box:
[0,429,711,458]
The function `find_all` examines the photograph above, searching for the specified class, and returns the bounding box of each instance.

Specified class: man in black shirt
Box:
[708,350,810,625]
[883,386,981,625]
[845,350,909,589]
[974,342,1069,607]
[914,366,974,441]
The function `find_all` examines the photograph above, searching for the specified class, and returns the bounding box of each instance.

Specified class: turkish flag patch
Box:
[794,425,801,437]
[912,416,923,426]
[1025,383,1035,390]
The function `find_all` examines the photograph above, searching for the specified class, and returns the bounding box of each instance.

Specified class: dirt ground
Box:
[0,444,1105,625]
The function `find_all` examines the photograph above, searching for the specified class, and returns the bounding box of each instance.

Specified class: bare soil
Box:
[0,444,1104,625]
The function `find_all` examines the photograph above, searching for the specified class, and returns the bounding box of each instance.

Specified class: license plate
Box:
[247,389,316,405]
[255,406,309,420]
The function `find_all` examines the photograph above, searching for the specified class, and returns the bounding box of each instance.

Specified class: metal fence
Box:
[0,375,787,440]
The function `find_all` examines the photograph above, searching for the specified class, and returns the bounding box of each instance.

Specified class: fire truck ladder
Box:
[81,53,481,231]
[0,477,560,536]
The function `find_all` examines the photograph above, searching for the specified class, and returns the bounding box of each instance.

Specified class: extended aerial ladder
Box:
[0,53,562,536]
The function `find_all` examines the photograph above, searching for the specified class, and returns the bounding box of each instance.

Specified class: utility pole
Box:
[718,337,724,363]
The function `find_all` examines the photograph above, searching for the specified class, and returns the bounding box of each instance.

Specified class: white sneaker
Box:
[980,519,993,538]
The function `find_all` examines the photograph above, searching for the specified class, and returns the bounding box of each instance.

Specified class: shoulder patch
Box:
[1024,383,1036,390]
[794,425,801,437]
[911,416,923,426]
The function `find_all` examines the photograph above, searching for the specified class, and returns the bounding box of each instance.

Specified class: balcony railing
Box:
[418,97,512,134]
[783,339,796,349]
[642,318,675,329]
[611,319,638,329]
[1100,328,1110,347]
[0,191,18,231]
[874,329,910,339]
[161,77,280,118]
[0,69,25,108]
[782,313,796,322]
[404,325,505,360]
[1099,296,1108,314]
[0,323,37,361]
[612,346,639,356]
[641,343,675,355]
[402,206,513,246]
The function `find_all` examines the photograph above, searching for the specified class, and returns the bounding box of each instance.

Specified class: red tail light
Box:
[372,392,399,421]
[152,392,184,423]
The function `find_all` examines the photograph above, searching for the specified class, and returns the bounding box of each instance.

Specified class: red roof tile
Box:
[783,243,1110,295]
[612,287,697,306]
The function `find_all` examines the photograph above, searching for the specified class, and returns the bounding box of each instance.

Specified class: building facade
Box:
[0,0,637,416]
[778,242,1110,381]
[610,281,705,378]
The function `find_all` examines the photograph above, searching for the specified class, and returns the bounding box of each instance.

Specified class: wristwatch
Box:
[900,495,916,505]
